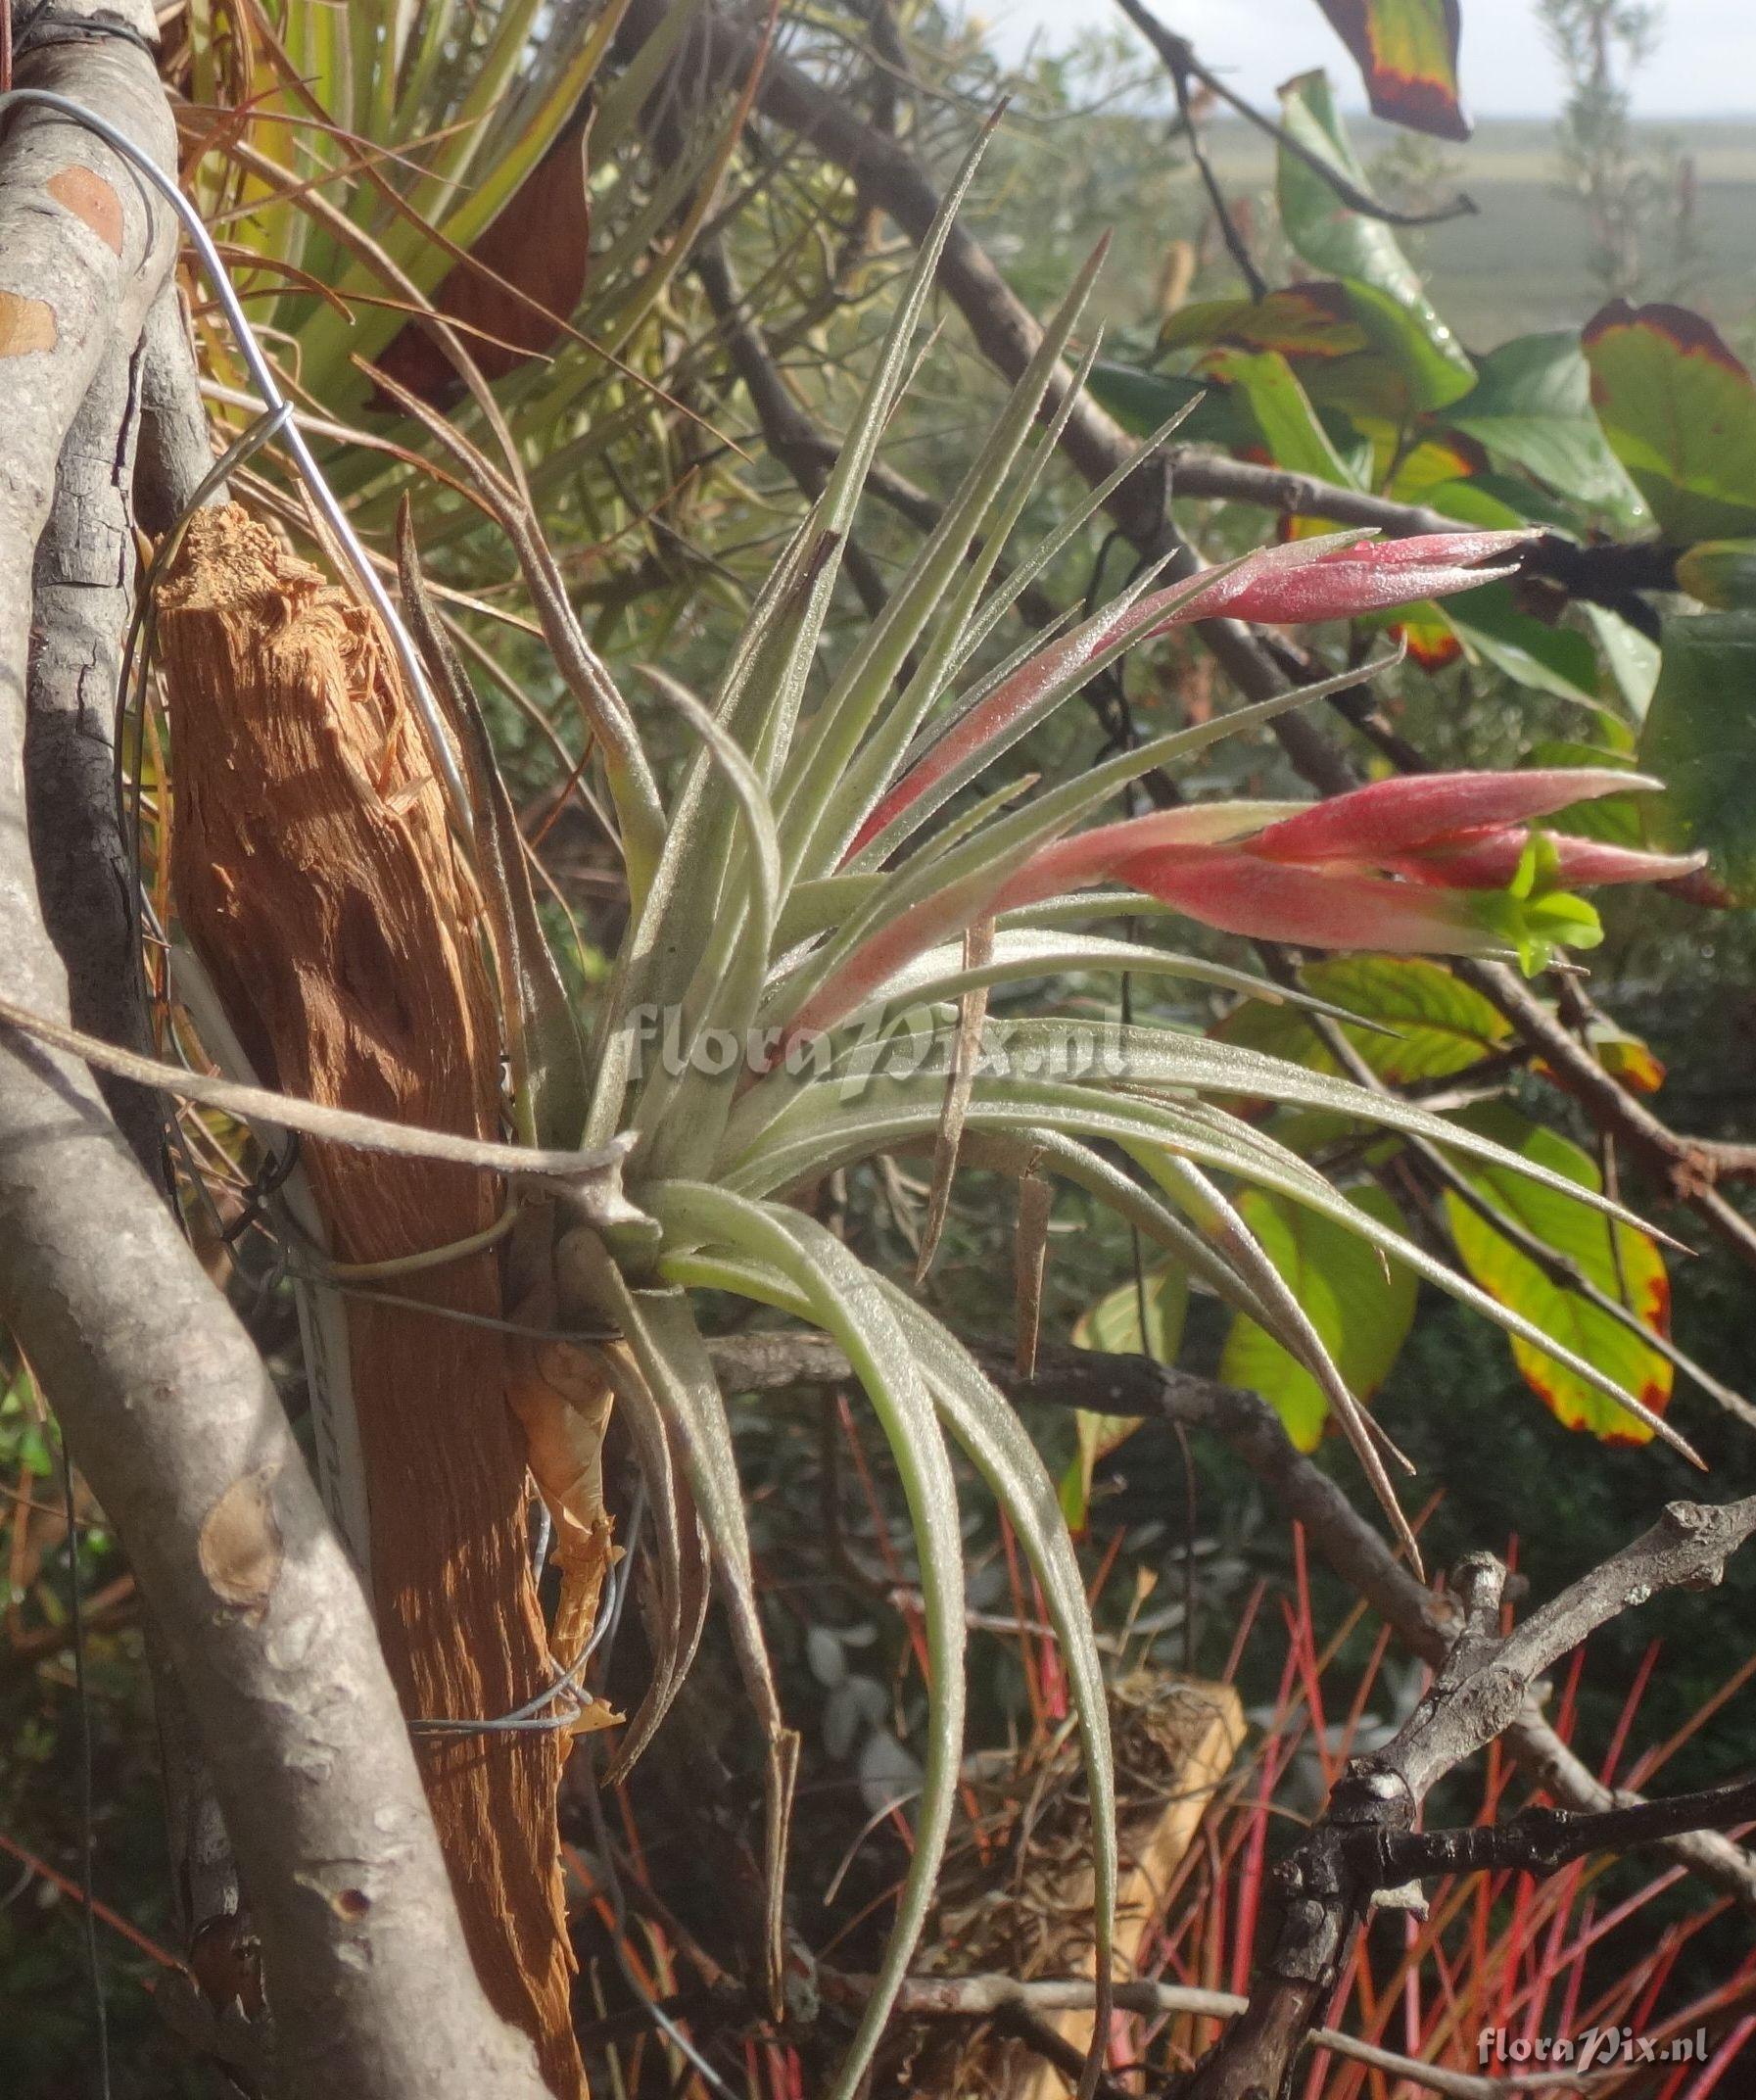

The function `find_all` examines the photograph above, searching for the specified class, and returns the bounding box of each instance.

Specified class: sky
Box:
[981,0,1756,119]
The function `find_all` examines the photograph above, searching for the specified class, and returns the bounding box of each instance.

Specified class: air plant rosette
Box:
[494,188,1702,2094]
[102,118,1707,2100]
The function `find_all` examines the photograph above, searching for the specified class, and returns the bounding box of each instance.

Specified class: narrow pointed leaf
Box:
[1219,1186,1417,1452]
[647,1184,966,2100]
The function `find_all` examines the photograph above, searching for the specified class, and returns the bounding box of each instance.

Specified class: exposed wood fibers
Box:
[158,503,585,2098]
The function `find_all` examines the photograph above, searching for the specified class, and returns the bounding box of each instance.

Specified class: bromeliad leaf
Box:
[721,1054,1697,1464]
[662,1242,1119,2100]
[645,1183,967,2100]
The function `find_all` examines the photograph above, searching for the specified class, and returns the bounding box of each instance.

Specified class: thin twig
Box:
[1158,30,1266,300]
[707,1328,1756,1914]
[877,1972,1613,2096]
[1111,0,1478,228]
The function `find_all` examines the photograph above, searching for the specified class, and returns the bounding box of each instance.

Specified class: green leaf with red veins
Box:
[1219,1186,1417,1453]
[1584,302,1756,542]
[1443,1106,1672,1443]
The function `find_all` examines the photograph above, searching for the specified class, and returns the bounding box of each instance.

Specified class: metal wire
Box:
[0,86,475,841]
[409,1483,647,1739]
[2,77,637,1787]
[114,400,288,1142]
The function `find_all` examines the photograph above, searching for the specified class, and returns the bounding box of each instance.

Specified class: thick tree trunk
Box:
[0,10,550,2096]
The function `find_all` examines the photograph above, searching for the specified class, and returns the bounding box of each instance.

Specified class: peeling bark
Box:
[0,12,549,2097]
[158,503,585,2098]
[24,275,162,1176]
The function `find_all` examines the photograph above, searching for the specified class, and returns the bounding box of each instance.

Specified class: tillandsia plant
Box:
[166,0,772,585]
[356,140,1705,2098]
[62,102,1699,2092]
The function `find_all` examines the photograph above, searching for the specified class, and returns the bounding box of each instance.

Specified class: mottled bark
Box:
[0,11,548,2097]
[24,267,162,1176]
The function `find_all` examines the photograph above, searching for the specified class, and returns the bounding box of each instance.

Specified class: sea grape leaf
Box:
[1581,603,1662,720]
[1275,72,1474,411]
[1443,1106,1671,1442]
[1677,540,1756,611]
[1519,740,1644,845]
[1449,331,1645,520]
[1314,0,1469,141]
[1218,1186,1416,1453]
[1160,282,1365,361]
[1203,345,1361,489]
[1219,955,1510,1086]
[1637,609,1756,903]
[1386,433,1489,500]
[1583,302,1756,543]
[1085,360,1250,449]
[1446,581,1601,703]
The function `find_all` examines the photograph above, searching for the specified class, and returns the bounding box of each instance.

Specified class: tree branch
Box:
[134,281,222,534]
[1184,1503,1756,2100]
[707,1331,1756,1914]
[1362,1770,1756,1884]
[881,1972,1608,2098]
[17,65,245,1982]
[1111,0,1478,230]
[693,237,895,619]
[0,15,546,2096]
